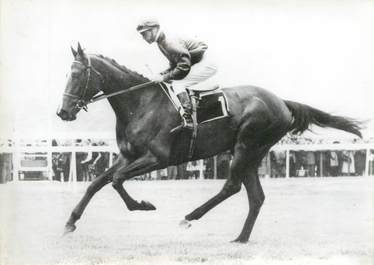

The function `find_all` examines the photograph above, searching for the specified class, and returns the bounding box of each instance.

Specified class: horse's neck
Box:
[93,57,165,124]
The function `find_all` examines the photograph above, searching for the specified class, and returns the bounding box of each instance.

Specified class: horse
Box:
[57,43,362,243]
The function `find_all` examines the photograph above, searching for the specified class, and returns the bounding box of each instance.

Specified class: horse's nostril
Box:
[57,109,69,119]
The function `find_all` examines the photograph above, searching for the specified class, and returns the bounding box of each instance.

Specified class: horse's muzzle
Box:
[56,109,76,121]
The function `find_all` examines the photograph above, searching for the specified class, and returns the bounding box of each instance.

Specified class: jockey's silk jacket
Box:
[157,32,208,81]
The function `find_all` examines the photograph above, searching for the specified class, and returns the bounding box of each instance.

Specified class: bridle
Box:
[63,55,104,112]
[63,55,155,112]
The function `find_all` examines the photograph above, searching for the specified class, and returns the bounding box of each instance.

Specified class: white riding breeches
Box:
[172,50,218,95]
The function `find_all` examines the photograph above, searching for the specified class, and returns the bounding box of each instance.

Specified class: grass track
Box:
[0,177,373,265]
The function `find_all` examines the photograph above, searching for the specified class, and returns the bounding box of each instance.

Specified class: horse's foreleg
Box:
[112,151,160,211]
[64,157,125,235]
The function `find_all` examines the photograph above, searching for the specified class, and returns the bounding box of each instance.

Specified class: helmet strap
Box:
[154,27,162,42]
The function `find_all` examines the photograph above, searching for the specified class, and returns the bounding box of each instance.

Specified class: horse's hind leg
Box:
[183,99,283,240]
[183,143,249,223]
[232,154,267,243]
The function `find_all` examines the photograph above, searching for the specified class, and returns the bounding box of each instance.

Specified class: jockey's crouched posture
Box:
[136,19,217,130]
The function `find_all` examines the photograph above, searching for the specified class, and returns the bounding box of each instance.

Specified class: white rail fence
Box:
[1,140,374,182]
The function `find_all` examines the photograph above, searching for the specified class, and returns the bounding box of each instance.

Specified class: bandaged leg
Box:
[165,85,184,112]
[177,91,192,113]
[176,91,193,130]
[164,85,193,130]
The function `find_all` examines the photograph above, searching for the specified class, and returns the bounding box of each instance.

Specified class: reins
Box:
[65,54,156,111]
[89,80,156,104]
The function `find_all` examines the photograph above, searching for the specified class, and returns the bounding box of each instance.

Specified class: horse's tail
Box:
[284,100,363,138]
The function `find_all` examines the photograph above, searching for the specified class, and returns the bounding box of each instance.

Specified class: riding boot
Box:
[176,91,194,130]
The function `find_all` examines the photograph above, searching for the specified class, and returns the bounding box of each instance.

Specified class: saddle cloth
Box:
[194,90,229,124]
[160,82,229,124]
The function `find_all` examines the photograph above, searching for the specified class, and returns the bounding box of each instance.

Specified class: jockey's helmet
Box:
[136,19,160,33]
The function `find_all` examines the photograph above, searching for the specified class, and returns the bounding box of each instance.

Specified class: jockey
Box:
[136,19,217,130]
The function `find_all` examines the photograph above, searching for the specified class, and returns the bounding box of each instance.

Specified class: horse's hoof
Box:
[231,237,248,244]
[179,219,192,229]
[63,223,76,236]
[140,200,156,211]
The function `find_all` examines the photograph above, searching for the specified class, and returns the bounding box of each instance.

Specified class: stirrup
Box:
[182,114,194,130]
[169,117,193,134]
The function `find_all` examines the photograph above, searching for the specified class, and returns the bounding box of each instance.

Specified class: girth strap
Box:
[187,90,199,160]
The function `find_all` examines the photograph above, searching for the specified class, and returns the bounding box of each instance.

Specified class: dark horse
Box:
[57,43,362,242]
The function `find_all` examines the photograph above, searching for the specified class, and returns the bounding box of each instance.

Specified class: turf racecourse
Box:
[0,177,373,265]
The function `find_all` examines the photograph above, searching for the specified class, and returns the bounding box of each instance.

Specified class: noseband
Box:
[63,55,104,112]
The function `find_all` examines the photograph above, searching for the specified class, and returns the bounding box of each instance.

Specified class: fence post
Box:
[285,149,290,178]
[268,152,271,178]
[213,156,217,179]
[12,137,19,182]
[47,139,53,181]
[69,151,77,182]
[365,148,370,177]
[109,152,113,167]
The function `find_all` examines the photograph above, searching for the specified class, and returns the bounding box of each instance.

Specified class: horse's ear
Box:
[77,42,84,56]
[71,46,77,58]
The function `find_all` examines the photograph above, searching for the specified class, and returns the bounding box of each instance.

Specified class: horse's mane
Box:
[94,54,149,82]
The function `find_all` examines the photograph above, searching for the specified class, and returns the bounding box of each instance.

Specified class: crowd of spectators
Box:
[0,136,373,183]
[269,149,368,178]
[278,134,374,145]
